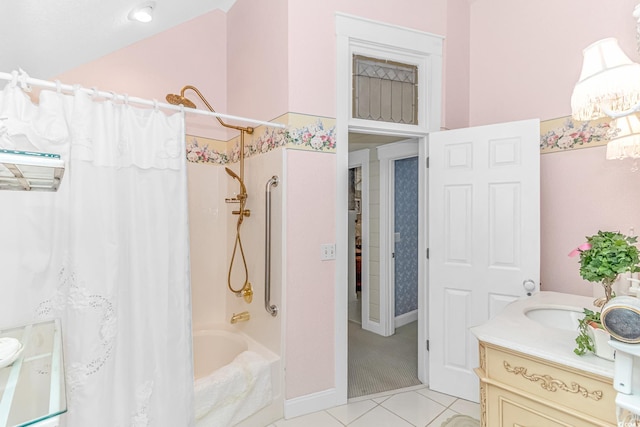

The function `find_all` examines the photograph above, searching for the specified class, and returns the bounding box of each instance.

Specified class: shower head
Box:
[166,85,253,134]
[165,93,196,109]
[225,167,247,196]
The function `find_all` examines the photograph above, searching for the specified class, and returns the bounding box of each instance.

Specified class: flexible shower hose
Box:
[227,201,249,294]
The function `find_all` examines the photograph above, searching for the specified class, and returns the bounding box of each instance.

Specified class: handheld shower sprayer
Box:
[166,84,254,304]
[225,167,247,198]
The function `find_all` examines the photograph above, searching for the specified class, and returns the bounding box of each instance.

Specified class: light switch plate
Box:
[320,243,336,260]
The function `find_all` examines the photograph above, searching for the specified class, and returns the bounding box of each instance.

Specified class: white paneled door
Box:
[427,119,540,402]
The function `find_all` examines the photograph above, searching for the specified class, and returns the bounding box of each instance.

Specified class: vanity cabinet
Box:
[475,341,616,426]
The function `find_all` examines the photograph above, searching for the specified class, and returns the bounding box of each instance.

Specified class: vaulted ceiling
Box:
[0,0,236,79]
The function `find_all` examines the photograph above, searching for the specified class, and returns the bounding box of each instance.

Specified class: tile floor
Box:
[269,384,480,427]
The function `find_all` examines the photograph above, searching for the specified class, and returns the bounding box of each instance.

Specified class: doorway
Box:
[377,139,420,337]
[335,13,443,404]
[347,135,421,398]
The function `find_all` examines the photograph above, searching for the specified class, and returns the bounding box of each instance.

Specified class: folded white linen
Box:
[0,337,21,360]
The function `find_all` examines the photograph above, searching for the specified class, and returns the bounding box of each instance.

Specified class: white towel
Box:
[0,337,22,369]
[195,350,272,427]
[0,337,21,361]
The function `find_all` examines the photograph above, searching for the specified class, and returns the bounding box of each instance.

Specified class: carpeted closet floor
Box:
[348,320,422,398]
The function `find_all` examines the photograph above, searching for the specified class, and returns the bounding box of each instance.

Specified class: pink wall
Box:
[469,0,638,126]
[287,0,447,118]
[285,149,336,399]
[541,146,640,295]
[227,0,289,123]
[444,0,471,130]
[55,10,230,141]
[469,0,640,295]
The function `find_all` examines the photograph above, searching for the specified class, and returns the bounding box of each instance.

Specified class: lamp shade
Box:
[607,113,640,159]
[571,38,640,121]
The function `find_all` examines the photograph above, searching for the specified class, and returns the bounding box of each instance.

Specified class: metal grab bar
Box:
[264,175,279,316]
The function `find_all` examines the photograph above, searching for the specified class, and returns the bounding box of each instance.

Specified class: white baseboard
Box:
[284,388,337,419]
[362,318,384,335]
[395,309,418,328]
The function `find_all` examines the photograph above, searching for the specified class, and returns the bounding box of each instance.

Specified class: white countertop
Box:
[470,291,615,379]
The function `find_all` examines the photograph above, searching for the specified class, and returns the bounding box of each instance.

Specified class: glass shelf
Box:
[0,320,66,427]
[0,150,65,192]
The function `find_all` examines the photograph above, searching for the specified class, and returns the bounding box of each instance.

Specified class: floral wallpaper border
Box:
[187,113,617,161]
[540,115,619,154]
[185,114,336,165]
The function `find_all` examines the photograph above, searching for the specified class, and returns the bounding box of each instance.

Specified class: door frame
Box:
[348,149,371,329]
[377,139,419,337]
[336,13,443,404]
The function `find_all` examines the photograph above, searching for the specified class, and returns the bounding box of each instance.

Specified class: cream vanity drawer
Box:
[485,383,609,427]
[479,342,616,426]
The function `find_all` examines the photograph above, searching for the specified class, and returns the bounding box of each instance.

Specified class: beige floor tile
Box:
[372,395,391,404]
[426,409,459,426]
[449,398,481,419]
[274,411,344,427]
[326,399,377,424]
[380,391,447,426]
[348,405,414,427]
[416,388,457,407]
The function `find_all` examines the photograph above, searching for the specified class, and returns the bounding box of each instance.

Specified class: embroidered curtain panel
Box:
[0,82,194,427]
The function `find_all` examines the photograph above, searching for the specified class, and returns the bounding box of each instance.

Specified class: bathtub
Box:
[192,326,282,427]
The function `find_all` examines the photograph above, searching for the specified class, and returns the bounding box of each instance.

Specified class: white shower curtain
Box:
[0,81,195,426]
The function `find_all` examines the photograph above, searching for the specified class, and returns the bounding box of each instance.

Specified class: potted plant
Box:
[569,230,640,358]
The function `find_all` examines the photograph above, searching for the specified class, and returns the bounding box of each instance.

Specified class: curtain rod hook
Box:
[9,71,18,88]
[17,68,31,92]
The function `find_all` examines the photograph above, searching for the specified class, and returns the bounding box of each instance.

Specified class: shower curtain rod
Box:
[0,70,285,129]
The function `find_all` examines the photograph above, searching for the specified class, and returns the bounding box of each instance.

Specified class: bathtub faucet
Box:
[230,311,250,324]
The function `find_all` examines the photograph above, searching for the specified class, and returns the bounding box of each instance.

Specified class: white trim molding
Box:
[284,388,337,419]
[395,309,418,328]
[377,139,419,337]
[348,149,373,333]
[335,12,443,407]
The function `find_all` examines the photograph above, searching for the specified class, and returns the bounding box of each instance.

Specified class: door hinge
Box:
[426,340,430,351]
[426,248,430,259]
[392,252,395,258]
[426,156,430,168]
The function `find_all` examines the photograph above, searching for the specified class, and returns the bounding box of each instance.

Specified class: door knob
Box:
[523,279,536,295]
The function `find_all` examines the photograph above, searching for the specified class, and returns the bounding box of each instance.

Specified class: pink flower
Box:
[568,242,592,257]
[303,133,313,144]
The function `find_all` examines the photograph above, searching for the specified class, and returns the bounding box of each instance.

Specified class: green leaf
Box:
[574,308,600,356]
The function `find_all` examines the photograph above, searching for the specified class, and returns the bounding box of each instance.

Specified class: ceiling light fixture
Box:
[128,2,156,23]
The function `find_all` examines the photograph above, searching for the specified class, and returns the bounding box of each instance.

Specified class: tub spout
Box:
[230,311,250,324]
